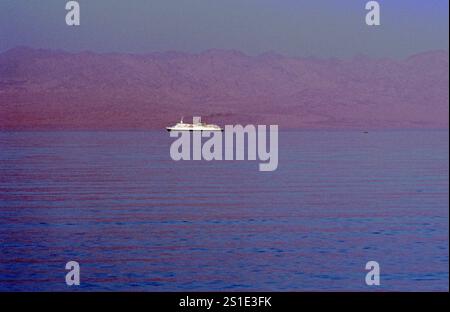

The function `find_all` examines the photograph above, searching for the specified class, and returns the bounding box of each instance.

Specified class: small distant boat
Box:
[166,118,223,132]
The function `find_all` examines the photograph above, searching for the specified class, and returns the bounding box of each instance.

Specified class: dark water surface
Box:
[0,130,448,291]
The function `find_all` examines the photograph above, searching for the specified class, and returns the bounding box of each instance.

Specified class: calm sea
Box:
[0,130,448,291]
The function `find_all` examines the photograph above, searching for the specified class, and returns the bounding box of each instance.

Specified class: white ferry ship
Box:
[166,117,223,132]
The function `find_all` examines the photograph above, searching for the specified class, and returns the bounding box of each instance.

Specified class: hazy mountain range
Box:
[0,47,448,130]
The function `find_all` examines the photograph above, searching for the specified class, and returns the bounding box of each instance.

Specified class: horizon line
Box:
[2,45,449,62]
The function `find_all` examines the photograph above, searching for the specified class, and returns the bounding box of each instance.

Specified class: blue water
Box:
[0,130,448,291]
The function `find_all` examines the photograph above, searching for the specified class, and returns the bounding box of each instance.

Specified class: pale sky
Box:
[0,0,448,58]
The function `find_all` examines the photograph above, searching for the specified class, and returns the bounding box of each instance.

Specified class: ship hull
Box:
[166,127,223,132]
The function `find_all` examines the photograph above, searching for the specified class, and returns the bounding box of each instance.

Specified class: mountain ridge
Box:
[0,47,448,130]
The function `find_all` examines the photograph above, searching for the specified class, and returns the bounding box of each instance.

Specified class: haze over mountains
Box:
[0,47,448,130]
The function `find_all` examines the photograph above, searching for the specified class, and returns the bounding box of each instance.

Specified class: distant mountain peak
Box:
[406,50,449,63]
